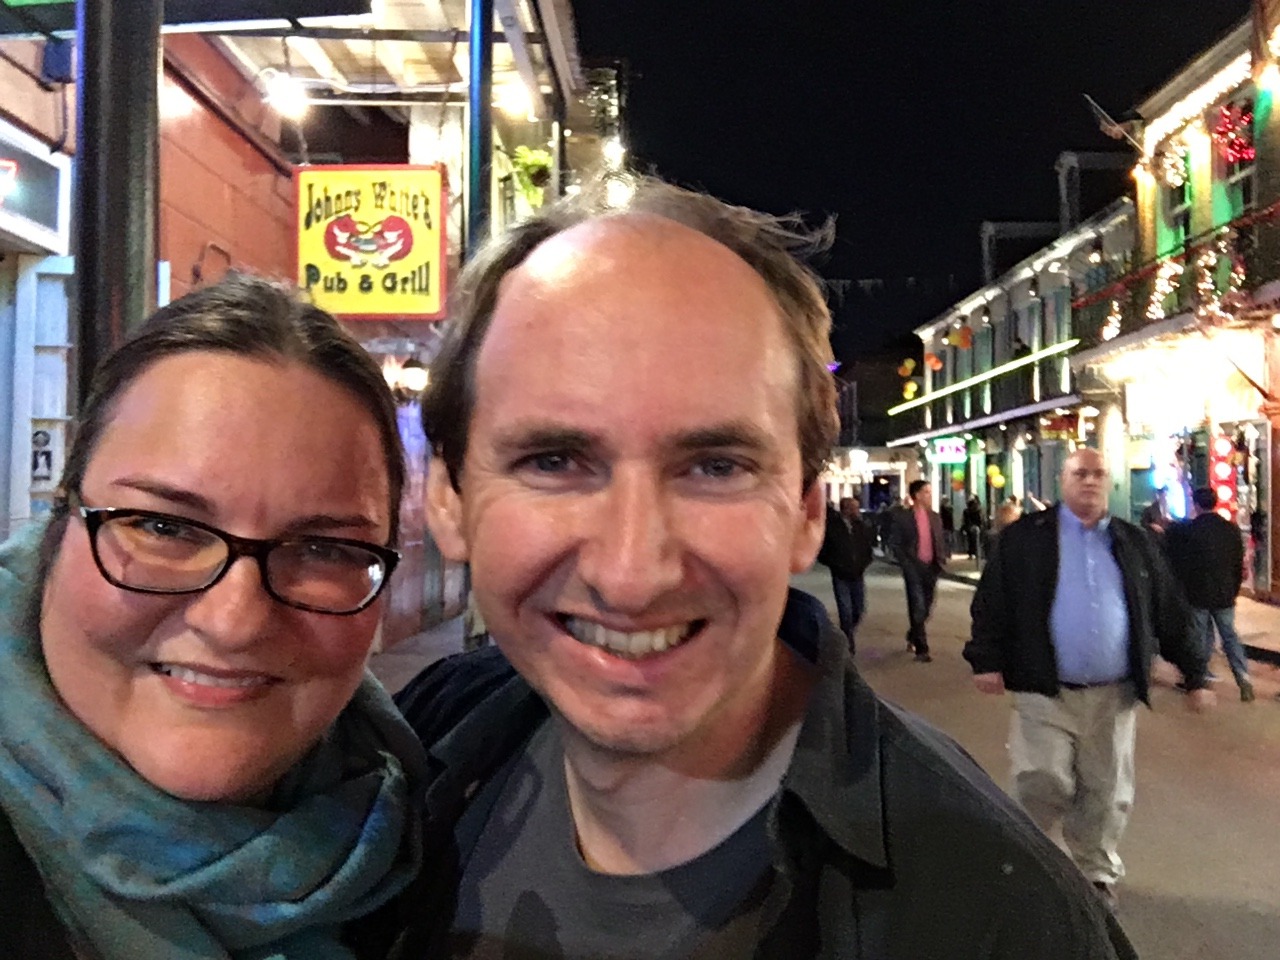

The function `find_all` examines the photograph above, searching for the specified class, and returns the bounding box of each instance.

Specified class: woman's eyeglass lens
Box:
[79,507,399,615]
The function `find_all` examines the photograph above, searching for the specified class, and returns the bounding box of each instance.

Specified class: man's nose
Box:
[182,556,275,651]
[578,470,683,613]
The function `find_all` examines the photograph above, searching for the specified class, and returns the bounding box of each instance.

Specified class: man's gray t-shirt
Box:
[451,722,774,959]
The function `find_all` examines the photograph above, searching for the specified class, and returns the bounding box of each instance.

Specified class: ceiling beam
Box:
[493,0,546,119]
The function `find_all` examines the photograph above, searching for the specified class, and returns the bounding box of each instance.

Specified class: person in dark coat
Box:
[966,448,1213,909]
[1165,487,1253,701]
[1140,487,1171,535]
[815,497,874,653]
[399,176,1135,960]
[962,495,984,557]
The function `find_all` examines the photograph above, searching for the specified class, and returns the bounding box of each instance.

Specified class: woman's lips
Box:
[151,662,280,707]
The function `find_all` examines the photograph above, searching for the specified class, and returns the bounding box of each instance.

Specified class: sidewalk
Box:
[369,615,467,694]
[937,555,1280,666]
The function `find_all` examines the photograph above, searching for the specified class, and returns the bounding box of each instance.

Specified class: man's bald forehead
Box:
[1063,448,1106,471]
[501,212,764,295]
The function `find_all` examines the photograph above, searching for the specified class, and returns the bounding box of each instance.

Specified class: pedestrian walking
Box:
[962,495,984,557]
[395,175,1135,959]
[890,479,948,662]
[816,497,874,653]
[1165,487,1254,702]
[965,448,1214,910]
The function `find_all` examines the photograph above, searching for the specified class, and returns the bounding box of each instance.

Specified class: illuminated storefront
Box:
[820,447,921,512]
[1074,324,1270,593]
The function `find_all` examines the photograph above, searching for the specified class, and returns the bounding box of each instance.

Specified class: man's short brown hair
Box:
[422,174,839,492]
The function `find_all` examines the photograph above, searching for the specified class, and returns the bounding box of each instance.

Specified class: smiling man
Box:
[396,176,1135,959]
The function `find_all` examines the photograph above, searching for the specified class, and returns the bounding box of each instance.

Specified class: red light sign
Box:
[1208,434,1238,523]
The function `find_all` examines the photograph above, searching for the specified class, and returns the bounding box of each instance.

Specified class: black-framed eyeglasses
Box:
[76,504,401,616]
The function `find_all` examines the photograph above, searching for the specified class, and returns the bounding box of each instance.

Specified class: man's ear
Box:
[425,459,470,563]
[790,480,827,574]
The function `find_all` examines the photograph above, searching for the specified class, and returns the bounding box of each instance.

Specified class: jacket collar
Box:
[777,589,890,870]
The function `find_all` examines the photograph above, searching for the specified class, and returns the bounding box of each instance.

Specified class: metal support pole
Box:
[466,0,493,259]
[74,0,160,406]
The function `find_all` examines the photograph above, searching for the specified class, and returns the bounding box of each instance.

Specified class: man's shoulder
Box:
[871,702,1133,955]
[395,645,527,747]
[995,506,1056,549]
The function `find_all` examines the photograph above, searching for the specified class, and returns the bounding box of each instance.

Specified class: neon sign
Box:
[931,437,968,464]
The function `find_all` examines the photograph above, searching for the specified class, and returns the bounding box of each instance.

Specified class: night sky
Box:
[573,1,1250,359]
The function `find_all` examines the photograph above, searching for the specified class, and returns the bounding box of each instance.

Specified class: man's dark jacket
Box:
[888,504,947,569]
[815,505,873,581]
[965,505,1209,703]
[1164,513,1244,611]
[394,591,1135,959]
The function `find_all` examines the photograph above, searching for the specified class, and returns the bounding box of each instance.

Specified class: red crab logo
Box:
[323,215,414,268]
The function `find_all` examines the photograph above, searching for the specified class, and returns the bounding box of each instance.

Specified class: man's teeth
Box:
[154,665,272,688]
[563,618,696,658]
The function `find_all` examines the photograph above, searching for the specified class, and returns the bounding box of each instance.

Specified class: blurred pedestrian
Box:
[890,479,948,662]
[1165,487,1253,702]
[1140,487,1171,535]
[963,495,984,557]
[816,497,874,654]
[966,448,1213,910]
[993,497,1023,534]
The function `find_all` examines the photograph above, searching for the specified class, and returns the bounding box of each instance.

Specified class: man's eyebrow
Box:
[491,424,600,456]
[669,424,772,452]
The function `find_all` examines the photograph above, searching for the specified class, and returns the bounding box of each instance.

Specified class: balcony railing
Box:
[1071,198,1280,349]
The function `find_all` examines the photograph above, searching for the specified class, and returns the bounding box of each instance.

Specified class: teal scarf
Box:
[0,522,428,959]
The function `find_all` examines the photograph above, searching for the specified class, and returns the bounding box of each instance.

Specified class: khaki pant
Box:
[1010,685,1137,886]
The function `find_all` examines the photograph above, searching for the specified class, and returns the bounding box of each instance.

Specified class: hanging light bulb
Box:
[264,69,309,121]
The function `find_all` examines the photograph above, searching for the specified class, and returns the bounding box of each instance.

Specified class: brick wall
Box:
[160,36,295,299]
[0,35,295,295]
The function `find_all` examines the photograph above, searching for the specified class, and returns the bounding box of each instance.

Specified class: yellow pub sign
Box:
[295,164,447,320]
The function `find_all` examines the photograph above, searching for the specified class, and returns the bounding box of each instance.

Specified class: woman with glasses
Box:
[0,275,427,959]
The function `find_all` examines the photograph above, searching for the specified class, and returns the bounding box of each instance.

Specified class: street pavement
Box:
[371,562,1280,959]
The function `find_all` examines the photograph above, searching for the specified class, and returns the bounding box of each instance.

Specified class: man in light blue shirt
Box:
[1050,509,1130,686]
[966,448,1214,910]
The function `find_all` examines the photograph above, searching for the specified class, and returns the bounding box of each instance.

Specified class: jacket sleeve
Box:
[1144,535,1209,689]
[965,536,1009,675]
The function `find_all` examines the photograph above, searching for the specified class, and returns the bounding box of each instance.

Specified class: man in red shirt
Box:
[890,479,948,662]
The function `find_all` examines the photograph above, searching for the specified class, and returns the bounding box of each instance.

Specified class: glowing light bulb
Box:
[264,70,308,121]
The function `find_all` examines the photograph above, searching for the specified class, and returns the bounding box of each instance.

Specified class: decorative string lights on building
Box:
[1142,52,1251,158]
[1146,258,1185,322]
[1156,139,1188,188]
[1101,300,1122,341]
[1195,229,1247,325]
[1211,101,1256,165]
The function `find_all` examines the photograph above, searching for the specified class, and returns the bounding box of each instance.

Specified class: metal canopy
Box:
[0,0,369,35]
